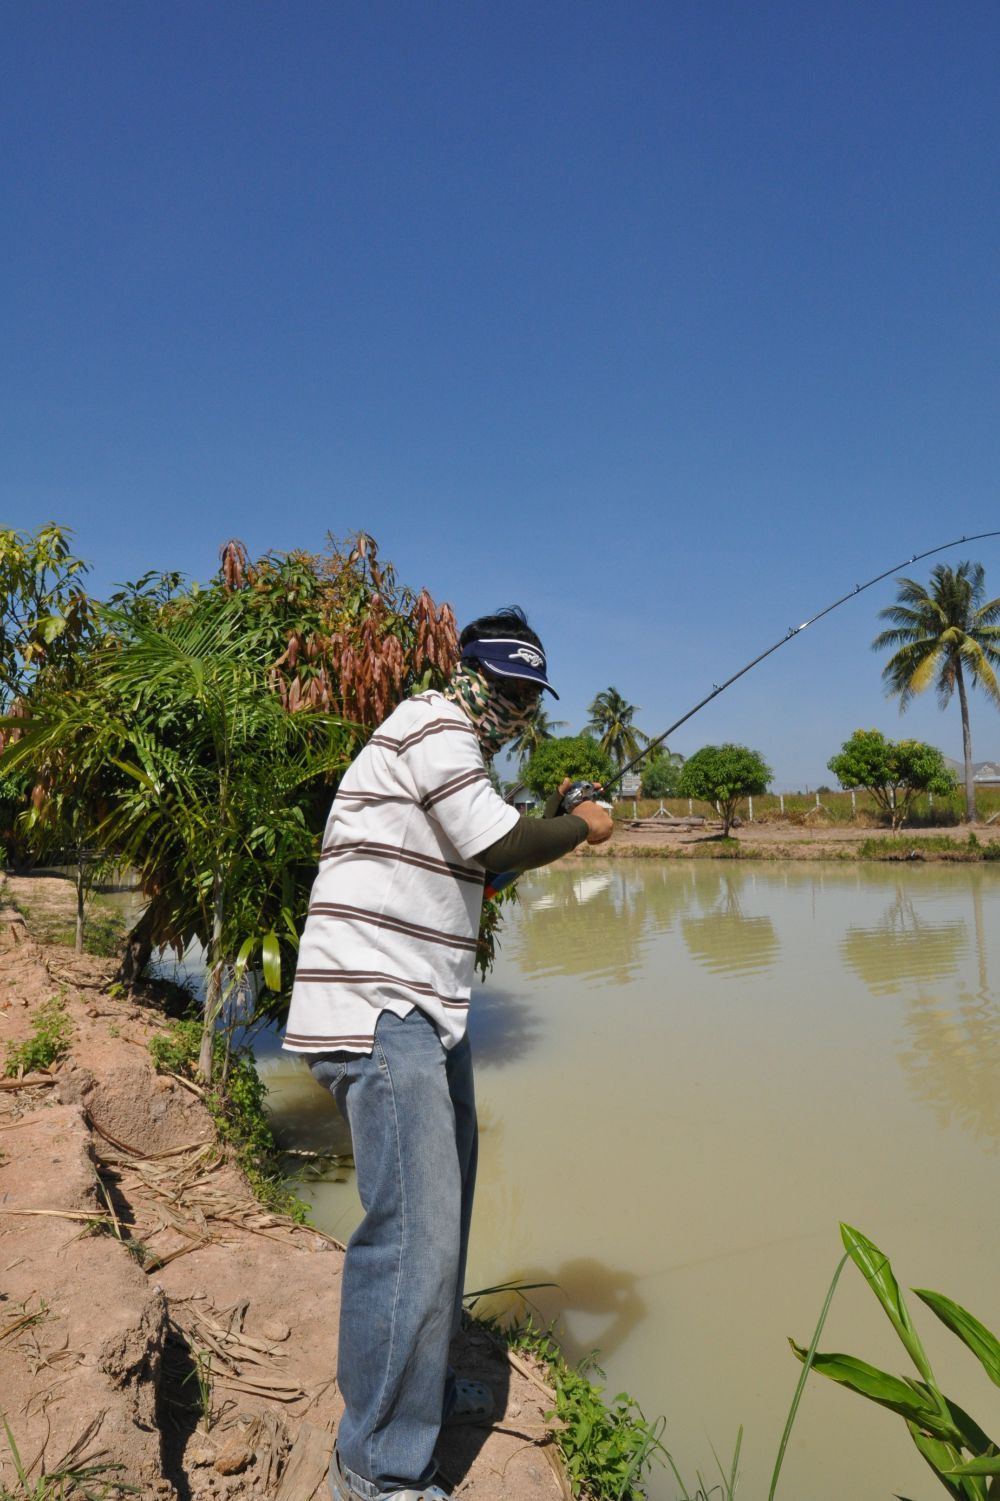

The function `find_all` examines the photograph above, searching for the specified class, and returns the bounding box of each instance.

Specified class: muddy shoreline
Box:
[0,881,568,1501]
[585,818,1000,860]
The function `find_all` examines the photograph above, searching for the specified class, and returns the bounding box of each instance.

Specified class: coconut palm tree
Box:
[586,687,649,771]
[873,561,1000,821]
[508,704,567,771]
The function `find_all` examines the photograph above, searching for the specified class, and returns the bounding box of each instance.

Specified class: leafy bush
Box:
[522,734,614,798]
[639,748,684,799]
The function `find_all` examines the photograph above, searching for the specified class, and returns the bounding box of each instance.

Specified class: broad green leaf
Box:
[234,936,256,977]
[916,1289,1000,1389]
[261,929,281,993]
[38,612,65,643]
[946,1457,1000,1477]
[840,1224,936,1385]
[789,1342,962,1444]
[905,1424,985,1501]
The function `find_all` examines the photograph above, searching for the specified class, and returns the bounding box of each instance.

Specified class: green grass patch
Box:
[148,1017,309,1222]
[3,996,73,1077]
[859,833,1000,862]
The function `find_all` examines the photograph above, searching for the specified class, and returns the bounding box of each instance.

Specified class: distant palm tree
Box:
[873,561,1000,821]
[586,687,649,771]
[509,703,567,771]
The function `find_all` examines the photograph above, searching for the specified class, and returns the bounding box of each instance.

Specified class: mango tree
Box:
[677,744,772,836]
[827,729,956,831]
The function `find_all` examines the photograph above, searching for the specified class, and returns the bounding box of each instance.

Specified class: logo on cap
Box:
[509,647,544,669]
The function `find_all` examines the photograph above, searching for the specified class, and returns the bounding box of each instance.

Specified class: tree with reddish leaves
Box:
[1,532,458,1083]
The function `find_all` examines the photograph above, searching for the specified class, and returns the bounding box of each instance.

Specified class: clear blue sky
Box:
[4,1,998,788]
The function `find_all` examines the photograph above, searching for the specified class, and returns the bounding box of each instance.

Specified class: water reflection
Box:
[894,876,1000,1143]
[840,883,967,995]
[900,985,1000,1144]
[680,870,780,977]
[512,863,700,984]
[513,866,651,984]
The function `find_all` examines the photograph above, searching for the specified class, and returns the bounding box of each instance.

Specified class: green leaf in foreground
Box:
[788,1343,963,1445]
[840,1223,936,1385]
[915,1288,1000,1389]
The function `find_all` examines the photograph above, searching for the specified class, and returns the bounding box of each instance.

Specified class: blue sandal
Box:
[443,1377,495,1426]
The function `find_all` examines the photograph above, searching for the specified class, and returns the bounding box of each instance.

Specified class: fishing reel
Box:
[560,779,607,813]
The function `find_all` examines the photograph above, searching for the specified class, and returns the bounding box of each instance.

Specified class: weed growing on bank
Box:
[0,1412,138,1498]
[3,995,72,1076]
[477,1312,666,1501]
[148,1017,309,1223]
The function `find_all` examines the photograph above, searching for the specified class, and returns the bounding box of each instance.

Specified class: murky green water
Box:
[258,861,1000,1501]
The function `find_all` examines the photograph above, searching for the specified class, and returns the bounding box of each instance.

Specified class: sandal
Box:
[329,1447,452,1501]
[443,1377,495,1427]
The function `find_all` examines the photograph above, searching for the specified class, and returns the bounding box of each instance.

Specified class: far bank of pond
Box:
[590,819,1000,861]
[261,859,1000,1501]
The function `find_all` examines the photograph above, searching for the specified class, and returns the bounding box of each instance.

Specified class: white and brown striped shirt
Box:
[282,691,519,1055]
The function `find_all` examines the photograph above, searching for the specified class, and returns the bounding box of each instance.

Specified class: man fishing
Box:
[282,606,613,1501]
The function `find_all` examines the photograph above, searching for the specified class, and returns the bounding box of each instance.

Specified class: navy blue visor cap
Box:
[461,638,559,699]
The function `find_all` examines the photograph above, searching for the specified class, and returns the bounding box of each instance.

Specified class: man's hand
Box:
[557,778,614,845]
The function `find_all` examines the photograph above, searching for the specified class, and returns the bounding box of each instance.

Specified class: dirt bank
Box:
[582,818,998,861]
[0,878,568,1501]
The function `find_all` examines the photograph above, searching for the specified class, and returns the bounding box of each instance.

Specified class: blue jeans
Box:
[309,1008,478,1493]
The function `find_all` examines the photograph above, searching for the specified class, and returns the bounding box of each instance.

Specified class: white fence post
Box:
[779,793,785,815]
[851,789,856,815]
[748,795,754,822]
[688,798,693,815]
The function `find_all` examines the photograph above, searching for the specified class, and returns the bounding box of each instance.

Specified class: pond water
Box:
[256,861,1000,1501]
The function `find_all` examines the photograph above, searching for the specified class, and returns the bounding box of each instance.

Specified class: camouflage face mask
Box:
[441,663,539,757]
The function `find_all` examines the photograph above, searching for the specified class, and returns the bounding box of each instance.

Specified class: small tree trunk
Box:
[75,853,85,955]
[118,904,156,986]
[956,662,977,822]
[199,868,225,1085]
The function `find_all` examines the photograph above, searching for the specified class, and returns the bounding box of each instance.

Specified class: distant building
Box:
[616,771,642,799]
[506,781,541,814]
[944,757,1000,786]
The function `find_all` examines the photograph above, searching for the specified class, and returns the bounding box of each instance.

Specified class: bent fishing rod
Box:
[559,527,1000,812]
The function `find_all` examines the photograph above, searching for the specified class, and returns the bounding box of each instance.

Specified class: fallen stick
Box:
[0,1075,57,1091]
[506,1348,556,1402]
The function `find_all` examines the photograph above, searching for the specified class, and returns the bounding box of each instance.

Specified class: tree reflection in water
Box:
[511,864,698,984]
[839,884,967,996]
[680,870,780,977]
[894,878,1000,1143]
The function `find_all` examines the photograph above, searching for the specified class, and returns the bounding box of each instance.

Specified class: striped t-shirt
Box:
[282,691,520,1055]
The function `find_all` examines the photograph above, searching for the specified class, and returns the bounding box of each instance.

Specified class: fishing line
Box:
[603,528,1000,795]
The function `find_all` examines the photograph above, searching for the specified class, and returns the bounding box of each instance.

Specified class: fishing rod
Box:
[560,528,1000,810]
